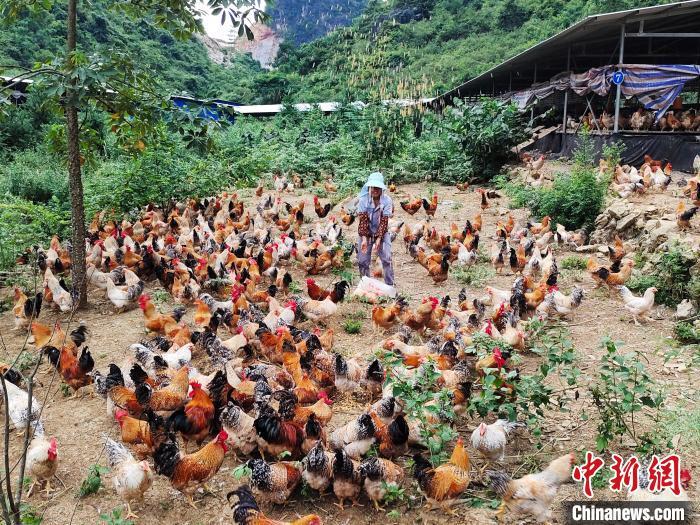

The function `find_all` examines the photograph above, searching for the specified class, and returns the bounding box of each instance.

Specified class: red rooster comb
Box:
[138,294,150,310]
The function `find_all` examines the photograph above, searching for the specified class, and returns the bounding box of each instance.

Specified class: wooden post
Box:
[614,23,626,133]
[562,47,571,142]
[530,63,537,125]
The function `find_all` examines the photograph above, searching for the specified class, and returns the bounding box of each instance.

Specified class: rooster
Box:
[25,423,58,496]
[422,194,438,218]
[292,295,342,322]
[487,452,575,523]
[138,294,186,334]
[368,412,409,459]
[676,201,698,230]
[167,381,215,448]
[359,457,404,511]
[413,438,471,508]
[339,207,356,226]
[153,430,229,507]
[246,458,302,504]
[306,279,349,303]
[313,196,332,219]
[220,402,258,456]
[104,436,153,519]
[254,404,305,458]
[44,345,94,396]
[227,485,321,525]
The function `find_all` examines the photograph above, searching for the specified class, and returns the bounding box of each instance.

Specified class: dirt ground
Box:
[1,163,698,524]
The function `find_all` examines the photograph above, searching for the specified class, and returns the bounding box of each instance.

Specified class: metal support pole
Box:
[614,23,626,133]
[530,64,537,125]
[562,47,571,140]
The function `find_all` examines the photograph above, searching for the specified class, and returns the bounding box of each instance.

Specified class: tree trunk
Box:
[66,0,87,307]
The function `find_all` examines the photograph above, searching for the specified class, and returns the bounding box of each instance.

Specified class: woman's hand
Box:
[373,238,381,253]
[361,237,369,253]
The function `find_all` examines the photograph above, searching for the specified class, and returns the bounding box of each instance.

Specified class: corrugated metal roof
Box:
[435,0,700,104]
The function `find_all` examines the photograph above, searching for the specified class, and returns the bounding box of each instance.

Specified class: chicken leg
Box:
[123,503,139,520]
[495,500,508,523]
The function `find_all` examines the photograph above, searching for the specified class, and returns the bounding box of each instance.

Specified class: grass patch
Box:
[560,256,587,271]
[343,319,362,334]
[453,265,495,287]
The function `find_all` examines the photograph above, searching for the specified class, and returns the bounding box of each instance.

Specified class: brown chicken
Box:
[400,197,423,216]
[371,297,408,331]
[138,295,185,334]
[134,365,190,413]
[254,404,305,459]
[44,345,94,395]
[167,381,215,448]
[587,257,634,288]
[402,297,438,331]
[193,299,211,327]
[413,438,471,508]
[115,409,155,458]
[676,201,698,230]
[313,196,332,219]
[305,279,349,303]
[478,188,489,210]
[227,485,321,525]
[153,430,229,507]
[608,235,626,264]
[456,182,469,192]
[422,194,438,218]
[487,452,575,523]
[369,412,410,458]
[246,458,302,504]
[339,207,356,226]
[12,289,42,331]
[359,456,405,511]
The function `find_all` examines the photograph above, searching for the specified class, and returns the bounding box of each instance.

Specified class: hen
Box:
[104,435,153,519]
[220,402,258,456]
[228,485,322,525]
[12,289,42,331]
[617,285,657,325]
[332,449,363,508]
[371,297,408,331]
[487,452,575,523]
[153,430,229,507]
[470,420,525,463]
[329,413,375,460]
[400,197,423,216]
[301,441,335,493]
[359,456,404,510]
[413,438,471,509]
[246,458,302,504]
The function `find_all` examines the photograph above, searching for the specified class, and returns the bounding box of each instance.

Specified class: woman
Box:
[357,171,394,286]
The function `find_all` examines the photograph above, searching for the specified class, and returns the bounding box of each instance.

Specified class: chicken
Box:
[25,423,58,496]
[425,253,450,284]
[115,409,155,459]
[329,413,375,460]
[104,435,153,519]
[301,441,335,493]
[12,289,42,331]
[587,258,634,288]
[491,240,507,274]
[105,277,144,310]
[455,182,469,191]
[306,279,349,303]
[413,438,471,508]
[471,420,525,463]
[628,464,691,502]
[369,297,406,333]
[422,194,438,218]
[220,402,258,456]
[334,354,364,393]
[478,188,489,211]
[227,485,322,525]
[138,294,186,334]
[253,405,305,459]
[368,412,409,458]
[167,381,215,448]
[402,297,438,332]
[43,267,73,312]
[332,449,363,508]
[617,285,657,325]
[293,296,339,322]
[358,456,404,511]
[313,196,332,219]
[134,365,190,413]
[246,458,302,504]
[339,207,356,226]
[487,452,575,523]
[676,201,698,230]
[44,345,94,395]
[400,197,423,216]
[536,288,584,319]
[153,430,229,507]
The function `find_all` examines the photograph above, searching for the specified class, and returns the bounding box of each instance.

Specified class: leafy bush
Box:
[560,256,588,271]
[627,243,700,306]
[1,148,68,203]
[673,321,700,345]
[343,319,362,334]
[589,338,667,454]
[77,464,108,498]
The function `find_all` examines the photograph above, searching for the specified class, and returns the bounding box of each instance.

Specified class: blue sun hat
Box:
[358,171,387,201]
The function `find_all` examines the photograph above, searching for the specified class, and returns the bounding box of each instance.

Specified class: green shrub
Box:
[627,243,699,306]
[560,256,588,271]
[1,148,68,203]
[673,322,700,345]
[343,319,362,334]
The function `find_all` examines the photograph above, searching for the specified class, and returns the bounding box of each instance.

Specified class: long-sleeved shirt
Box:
[357,191,392,240]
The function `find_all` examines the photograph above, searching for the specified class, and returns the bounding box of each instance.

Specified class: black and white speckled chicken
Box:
[301,441,335,493]
[332,449,363,508]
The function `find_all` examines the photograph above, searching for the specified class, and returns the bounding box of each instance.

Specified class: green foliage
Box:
[673,321,700,345]
[19,503,42,525]
[77,464,109,498]
[379,481,406,506]
[60,383,71,397]
[589,338,667,454]
[452,265,495,287]
[379,353,457,465]
[99,509,134,525]
[627,243,700,306]
[560,256,588,271]
[343,319,362,334]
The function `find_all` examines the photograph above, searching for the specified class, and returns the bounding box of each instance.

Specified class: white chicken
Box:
[536,288,584,319]
[617,286,657,325]
[105,277,144,310]
[471,419,526,463]
[456,243,477,266]
[0,379,42,432]
[43,267,73,312]
[293,296,337,322]
[26,421,59,496]
[103,435,153,520]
